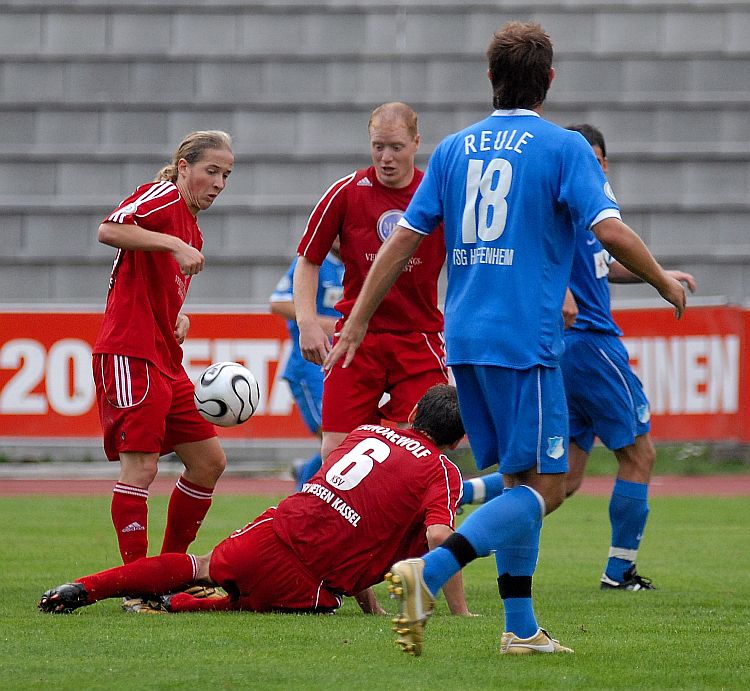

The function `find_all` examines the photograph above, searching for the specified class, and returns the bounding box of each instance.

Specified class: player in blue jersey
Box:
[326,22,687,656]
[455,124,697,589]
[560,124,696,590]
[270,239,344,490]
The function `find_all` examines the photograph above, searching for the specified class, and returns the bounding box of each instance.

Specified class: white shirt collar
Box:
[491,108,540,117]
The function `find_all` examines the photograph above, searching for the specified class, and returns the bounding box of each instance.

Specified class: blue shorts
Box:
[560,331,651,454]
[452,364,568,475]
[285,375,323,435]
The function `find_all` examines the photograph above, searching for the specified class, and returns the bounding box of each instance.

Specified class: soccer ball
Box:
[193,362,261,427]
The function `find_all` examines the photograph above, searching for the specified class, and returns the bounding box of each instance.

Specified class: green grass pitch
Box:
[1,493,748,689]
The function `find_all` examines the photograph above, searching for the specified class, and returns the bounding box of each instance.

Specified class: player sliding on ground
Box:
[39,385,472,618]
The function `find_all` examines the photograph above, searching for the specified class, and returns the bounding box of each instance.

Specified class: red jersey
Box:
[94,181,202,379]
[272,425,463,596]
[297,166,445,333]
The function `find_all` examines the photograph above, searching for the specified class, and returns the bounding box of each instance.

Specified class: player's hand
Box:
[354,587,386,614]
[172,240,205,276]
[562,288,578,329]
[298,321,332,366]
[317,315,338,340]
[659,273,687,319]
[666,270,697,294]
[324,318,367,370]
[174,313,190,344]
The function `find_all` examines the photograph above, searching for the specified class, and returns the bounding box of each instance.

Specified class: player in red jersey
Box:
[294,102,448,462]
[92,131,234,583]
[39,385,472,617]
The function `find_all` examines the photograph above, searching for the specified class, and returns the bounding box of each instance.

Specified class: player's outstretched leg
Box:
[386,558,435,656]
[501,628,574,655]
[461,472,504,506]
[38,583,89,614]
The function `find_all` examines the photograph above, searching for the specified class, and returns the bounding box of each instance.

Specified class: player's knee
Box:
[564,474,583,498]
[119,454,159,487]
[617,435,656,479]
[545,484,566,514]
[194,553,213,582]
[203,449,227,481]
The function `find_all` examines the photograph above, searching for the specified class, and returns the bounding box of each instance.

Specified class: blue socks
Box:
[606,478,649,582]
[294,453,322,492]
[461,473,504,505]
[421,548,461,596]
[422,485,544,636]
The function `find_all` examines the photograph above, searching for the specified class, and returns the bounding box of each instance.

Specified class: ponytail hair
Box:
[155,130,233,182]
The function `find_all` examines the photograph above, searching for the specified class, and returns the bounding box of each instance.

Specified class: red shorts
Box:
[93,353,216,461]
[209,508,341,612]
[322,330,448,432]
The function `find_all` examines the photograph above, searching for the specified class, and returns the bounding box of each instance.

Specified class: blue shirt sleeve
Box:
[559,133,620,232]
[401,144,446,235]
[270,258,297,302]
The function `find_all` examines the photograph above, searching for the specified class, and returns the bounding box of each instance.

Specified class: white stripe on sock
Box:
[609,546,639,561]
[469,477,487,503]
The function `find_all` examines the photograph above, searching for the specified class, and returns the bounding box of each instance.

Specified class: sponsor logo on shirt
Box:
[175,274,188,301]
[376,209,404,243]
[357,176,373,187]
[594,250,610,279]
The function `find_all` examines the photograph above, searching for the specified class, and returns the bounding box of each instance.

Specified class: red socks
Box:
[112,476,214,563]
[111,483,149,563]
[160,476,214,554]
[78,553,197,602]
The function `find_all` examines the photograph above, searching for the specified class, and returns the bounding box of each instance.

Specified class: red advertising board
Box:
[614,304,747,442]
[1,306,748,443]
[0,310,309,440]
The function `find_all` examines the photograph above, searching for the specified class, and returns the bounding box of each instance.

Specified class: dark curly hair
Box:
[412,385,465,448]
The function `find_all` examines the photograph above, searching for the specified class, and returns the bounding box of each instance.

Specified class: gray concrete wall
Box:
[1,1,748,307]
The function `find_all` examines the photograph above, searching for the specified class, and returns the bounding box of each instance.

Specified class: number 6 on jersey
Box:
[325,438,390,490]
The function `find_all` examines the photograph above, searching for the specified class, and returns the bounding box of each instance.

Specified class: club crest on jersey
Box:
[546,436,565,460]
[376,209,404,243]
[604,181,618,203]
[637,404,651,424]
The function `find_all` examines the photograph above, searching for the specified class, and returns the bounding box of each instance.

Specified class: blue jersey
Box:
[401,110,621,368]
[567,229,622,336]
[270,254,344,384]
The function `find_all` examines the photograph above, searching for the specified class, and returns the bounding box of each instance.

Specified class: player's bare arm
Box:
[97,221,205,276]
[426,524,474,616]
[270,299,338,339]
[324,225,423,370]
[608,261,697,294]
[174,313,190,344]
[293,256,332,365]
[593,217,687,318]
[562,288,578,329]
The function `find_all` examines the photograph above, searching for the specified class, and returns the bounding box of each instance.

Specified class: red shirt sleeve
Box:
[104,181,182,235]
[296,172,355,264]
[422,455,463,530]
